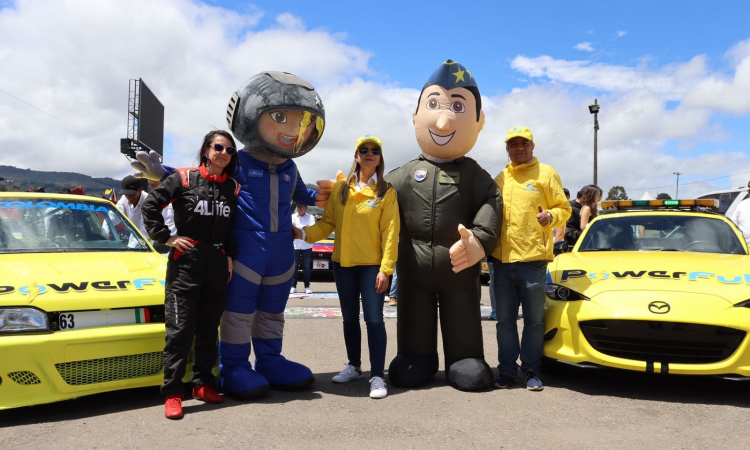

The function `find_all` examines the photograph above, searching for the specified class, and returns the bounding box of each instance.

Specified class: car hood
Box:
[550,251,750,304]
[0,252,168,312]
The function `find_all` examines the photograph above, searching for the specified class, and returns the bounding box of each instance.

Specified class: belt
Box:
[173,240,225,260]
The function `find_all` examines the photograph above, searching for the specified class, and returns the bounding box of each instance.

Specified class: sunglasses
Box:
[358,146,381,156]
[212,143,236,155]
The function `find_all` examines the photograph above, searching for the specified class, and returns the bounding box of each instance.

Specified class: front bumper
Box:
[0,323,177,410]
[543,291,750,378]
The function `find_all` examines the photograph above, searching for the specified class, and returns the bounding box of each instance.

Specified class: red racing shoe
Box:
[165,394,184,420]
[192,385,224,404]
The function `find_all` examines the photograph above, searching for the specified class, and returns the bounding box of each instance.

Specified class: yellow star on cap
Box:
[452,68,465,84]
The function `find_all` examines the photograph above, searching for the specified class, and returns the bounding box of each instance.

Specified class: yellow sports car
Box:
[544,199,750,378]
[0,192,201,410]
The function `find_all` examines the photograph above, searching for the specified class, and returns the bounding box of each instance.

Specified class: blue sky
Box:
[236,0,749,89]
[1,0,749,197]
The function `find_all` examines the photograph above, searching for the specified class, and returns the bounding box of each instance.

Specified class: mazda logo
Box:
[648,301,670,314]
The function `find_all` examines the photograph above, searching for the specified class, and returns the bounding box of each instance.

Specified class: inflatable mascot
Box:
[132,71,330,399]
[385,60,502,390]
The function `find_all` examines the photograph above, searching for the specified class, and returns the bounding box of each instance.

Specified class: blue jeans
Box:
[388,266,398,299]
[492,260,547,376]
[332,262,387,378]
[292,248,312,288]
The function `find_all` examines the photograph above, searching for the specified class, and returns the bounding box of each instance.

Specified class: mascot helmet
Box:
[226,71,325,159]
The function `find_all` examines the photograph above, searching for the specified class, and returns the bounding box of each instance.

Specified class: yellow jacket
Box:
[491,158,571,263]
[304,178,400,275]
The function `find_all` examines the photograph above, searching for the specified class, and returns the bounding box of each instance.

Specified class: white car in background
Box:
[697,186,748,218]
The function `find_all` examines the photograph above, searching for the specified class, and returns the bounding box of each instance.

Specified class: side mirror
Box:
[553,240,569,256]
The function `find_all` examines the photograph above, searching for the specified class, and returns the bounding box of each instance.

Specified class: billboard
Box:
[137,79,164,156]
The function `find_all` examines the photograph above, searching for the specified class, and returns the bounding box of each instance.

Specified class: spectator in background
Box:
[656,192,672,200]
[291,203,315,294]
[386,266,397,306]
[578,185,603,233]
[732,181,750,246]
[566,187,602,247]
[554,188,570,242]
[148,179,177,254]
[487,262,497,320]
[117,175,149,239]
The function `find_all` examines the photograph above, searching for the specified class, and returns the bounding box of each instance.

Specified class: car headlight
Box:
[0,308,49,332]
[545,284,589,301]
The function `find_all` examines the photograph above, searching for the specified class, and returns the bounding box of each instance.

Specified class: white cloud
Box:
[510,54,708,100]
[682,50,750,114]
[0,0,370,180]
[275,12,304,31]
[573,42,594,52]
[617,31,627,38]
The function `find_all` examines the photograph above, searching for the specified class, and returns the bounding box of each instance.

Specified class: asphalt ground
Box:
[2,278,750,449]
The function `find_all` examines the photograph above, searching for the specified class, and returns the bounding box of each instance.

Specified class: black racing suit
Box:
[142,165,240,396]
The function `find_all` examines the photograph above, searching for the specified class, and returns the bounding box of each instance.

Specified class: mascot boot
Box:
[251,281,314,390]
[218,294,271,399]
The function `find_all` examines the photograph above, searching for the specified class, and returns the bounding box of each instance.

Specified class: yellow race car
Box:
[0,192,205,410]
[544,199,750,378]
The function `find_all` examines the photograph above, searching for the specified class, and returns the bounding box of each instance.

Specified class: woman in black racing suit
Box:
[142,130,240,420]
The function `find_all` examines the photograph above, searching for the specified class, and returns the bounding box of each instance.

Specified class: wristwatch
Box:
[547,212,553,223]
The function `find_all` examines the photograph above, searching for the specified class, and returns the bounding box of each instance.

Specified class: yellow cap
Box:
[505,126,534,143]
[355,134,383,152]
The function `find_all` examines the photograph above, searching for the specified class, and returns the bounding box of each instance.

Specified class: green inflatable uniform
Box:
[386,61,502,390]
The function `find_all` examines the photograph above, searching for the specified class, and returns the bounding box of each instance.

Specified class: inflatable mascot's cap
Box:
[227,71,325,159]
[413,60,485,161]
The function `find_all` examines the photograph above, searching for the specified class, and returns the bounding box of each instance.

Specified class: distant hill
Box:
[0,165,124,197]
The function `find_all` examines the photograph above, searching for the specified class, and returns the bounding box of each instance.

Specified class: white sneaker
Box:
[290,287,297,294]
[369,376,388,399]
[305,288,313,294]
[331,364,363,383]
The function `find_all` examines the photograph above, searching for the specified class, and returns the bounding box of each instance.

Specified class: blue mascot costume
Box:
[132,71,326,399]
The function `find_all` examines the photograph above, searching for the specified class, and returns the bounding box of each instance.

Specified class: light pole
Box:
[588,99,600,185]
[673,172,683,199]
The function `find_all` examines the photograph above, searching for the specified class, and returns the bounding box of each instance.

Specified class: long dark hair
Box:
[198,130,238,175]
[580,185,603,216]
[340,150,390,206]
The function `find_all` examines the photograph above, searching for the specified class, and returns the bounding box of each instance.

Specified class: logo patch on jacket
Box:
[194,200,231,217]
[247,169,263,178]
[365,200,378,209]
[414,169,428,182]
[282,173,291,183]
[525,183,538,192]
[438,171,459,185]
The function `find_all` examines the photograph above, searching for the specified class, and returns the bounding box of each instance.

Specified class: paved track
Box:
[2,280,749,449]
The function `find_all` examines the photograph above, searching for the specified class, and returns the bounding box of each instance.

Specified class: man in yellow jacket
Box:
[490,126,571,391]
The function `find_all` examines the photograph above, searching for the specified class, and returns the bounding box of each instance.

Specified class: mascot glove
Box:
[315,170,345,208]
[131,150,167,181]
[449,224,485,273]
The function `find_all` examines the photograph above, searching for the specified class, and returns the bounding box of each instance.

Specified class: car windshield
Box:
[0,197,151,253]
[578,214,746,255]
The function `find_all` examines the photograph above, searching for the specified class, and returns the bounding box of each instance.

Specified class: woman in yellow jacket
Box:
[293,134,399,399]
